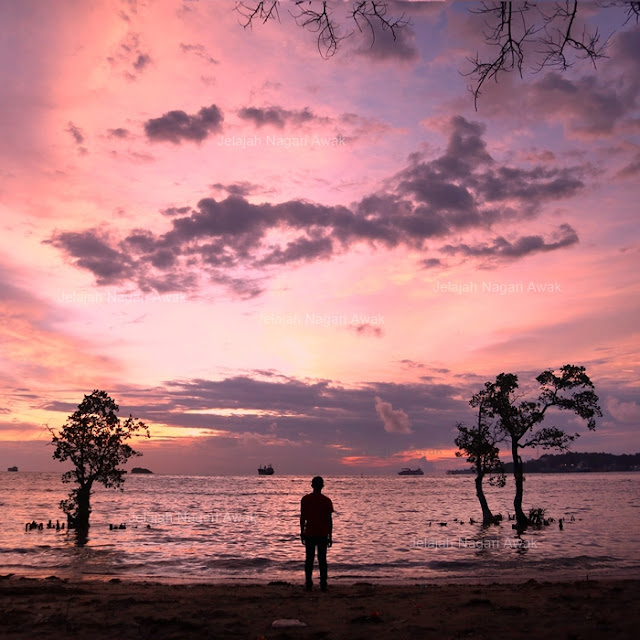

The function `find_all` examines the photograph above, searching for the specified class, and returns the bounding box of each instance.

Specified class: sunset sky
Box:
[1,0,638,475]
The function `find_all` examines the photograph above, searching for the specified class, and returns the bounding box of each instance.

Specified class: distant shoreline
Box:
[447,469,640,474]
[448,451,640,474]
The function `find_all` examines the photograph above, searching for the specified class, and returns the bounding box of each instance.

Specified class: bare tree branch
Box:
[626,1,640,23]
[236,1,280,28]
[536,0,609,72]
[598,1,640,25]
[463,1,620,110]
[350,1,410,49]
[463,2,540,110]
[235,1,409,59]
[289,1,346,59]
[236,1,636,110]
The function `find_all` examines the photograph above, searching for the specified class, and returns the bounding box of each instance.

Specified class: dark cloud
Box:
[209,273,264,299]
[237,106,326,129]
[45,373,461,433]
[460,21,640,148]
[110,373,465,452]
[399,359,425,369]
[66,122,88,154]
[133,53,151,70]
[144,104,223,143]
[421,257,442,269]
[124,229,159,253]
[32,365,631,472]
[210,181,276,198]
[397,116,582,224]
[108,32,151,80]
[66,122,84,144]
[476,165,584,205]
[528,72,631,138]
[40,400,78,413]
[45,229,196,293]
[236,107,392,141]
[108,127,130,139]
[258,235,334,266]
[350,323,384,338]
[220,183,254,197]
[48,116,585,297]
[433,116,493,175]
[613,24,640,74]
[480,24,640,139]
[161,205,192,217]
[45,230,134,284]
[180,43,218,64]
[354,21,419,62]
[442,224,579,260]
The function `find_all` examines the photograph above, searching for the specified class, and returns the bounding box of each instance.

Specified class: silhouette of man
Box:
[300,476,333,591]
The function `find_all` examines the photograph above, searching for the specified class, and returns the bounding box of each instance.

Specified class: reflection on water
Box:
[0,472,639,583]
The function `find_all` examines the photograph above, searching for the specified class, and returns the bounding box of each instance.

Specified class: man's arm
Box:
[327,512,333,546]
[300,503,306,545]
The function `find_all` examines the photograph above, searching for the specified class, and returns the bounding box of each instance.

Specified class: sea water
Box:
[0,472,638,583]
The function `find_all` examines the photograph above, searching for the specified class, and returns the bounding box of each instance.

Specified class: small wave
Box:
[204,556,274,570]
[427,560,481,571]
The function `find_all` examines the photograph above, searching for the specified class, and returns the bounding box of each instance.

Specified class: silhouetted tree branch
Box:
[236,0,280,28]
[237,1,637,107]
[627,1,640,22]
[536,1,609,72]
[235,0,409,59]
[603,0,640,25]
[464,1,616,109]
[290,0,345,58]
[464,2,539,109]
[350,1,410,49]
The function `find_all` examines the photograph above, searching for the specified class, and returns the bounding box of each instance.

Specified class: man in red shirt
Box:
[300,476,333,591]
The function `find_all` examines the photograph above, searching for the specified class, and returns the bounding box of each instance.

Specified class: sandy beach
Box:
[1,575,637,639]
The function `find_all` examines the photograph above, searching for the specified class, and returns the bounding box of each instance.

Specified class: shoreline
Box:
[1,575,638,639]
[2,564,639,586]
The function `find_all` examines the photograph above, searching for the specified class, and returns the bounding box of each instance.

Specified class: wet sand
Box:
[0,575,637,639]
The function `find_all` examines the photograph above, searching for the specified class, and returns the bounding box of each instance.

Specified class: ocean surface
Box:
[1,472,639,584]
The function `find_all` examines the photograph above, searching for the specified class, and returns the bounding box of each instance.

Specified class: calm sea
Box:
[1,472,638,584]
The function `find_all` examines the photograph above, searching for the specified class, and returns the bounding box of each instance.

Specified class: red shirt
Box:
[301,492,333,537]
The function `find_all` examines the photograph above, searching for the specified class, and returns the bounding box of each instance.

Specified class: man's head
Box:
[311,476,324,491]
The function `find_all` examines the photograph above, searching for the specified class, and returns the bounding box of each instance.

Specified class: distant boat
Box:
[7,466,18,472]
[398,467,423,476]
[258,464,274,475]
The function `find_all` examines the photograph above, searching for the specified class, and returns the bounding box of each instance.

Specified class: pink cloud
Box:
[374,396,412,434]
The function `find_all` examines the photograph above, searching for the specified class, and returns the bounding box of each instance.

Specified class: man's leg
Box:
[304,539,316,589]
[317,537,328,590]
